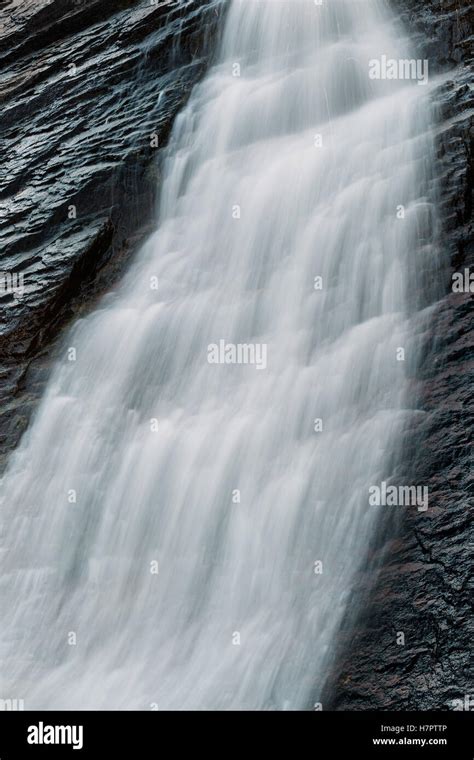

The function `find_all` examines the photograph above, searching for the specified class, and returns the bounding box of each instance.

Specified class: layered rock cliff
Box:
[325,0,473,710]
[0,0,225,469]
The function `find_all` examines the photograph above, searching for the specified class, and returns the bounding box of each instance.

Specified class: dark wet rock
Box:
[325,0,473,711]
[0,0,226,468]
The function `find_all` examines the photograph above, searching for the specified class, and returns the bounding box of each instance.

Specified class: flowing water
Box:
[0,0,437,709]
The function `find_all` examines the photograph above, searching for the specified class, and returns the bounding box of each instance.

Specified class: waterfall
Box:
[0,0,436,709]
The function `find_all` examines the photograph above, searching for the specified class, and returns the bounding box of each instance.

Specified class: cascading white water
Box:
[0,0,436,709]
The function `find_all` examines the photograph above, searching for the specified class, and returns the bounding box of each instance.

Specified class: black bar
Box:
[0,711,471,757]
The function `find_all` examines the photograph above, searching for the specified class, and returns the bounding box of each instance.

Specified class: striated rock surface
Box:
[0,0,226,468]
[325,0,473,711]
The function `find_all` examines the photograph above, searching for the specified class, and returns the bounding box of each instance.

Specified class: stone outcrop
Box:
[325,0,473,710]
[0,0,226,469]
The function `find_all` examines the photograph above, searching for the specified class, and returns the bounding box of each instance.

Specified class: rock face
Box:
[0,0,226,468]
[325,0,473,710]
